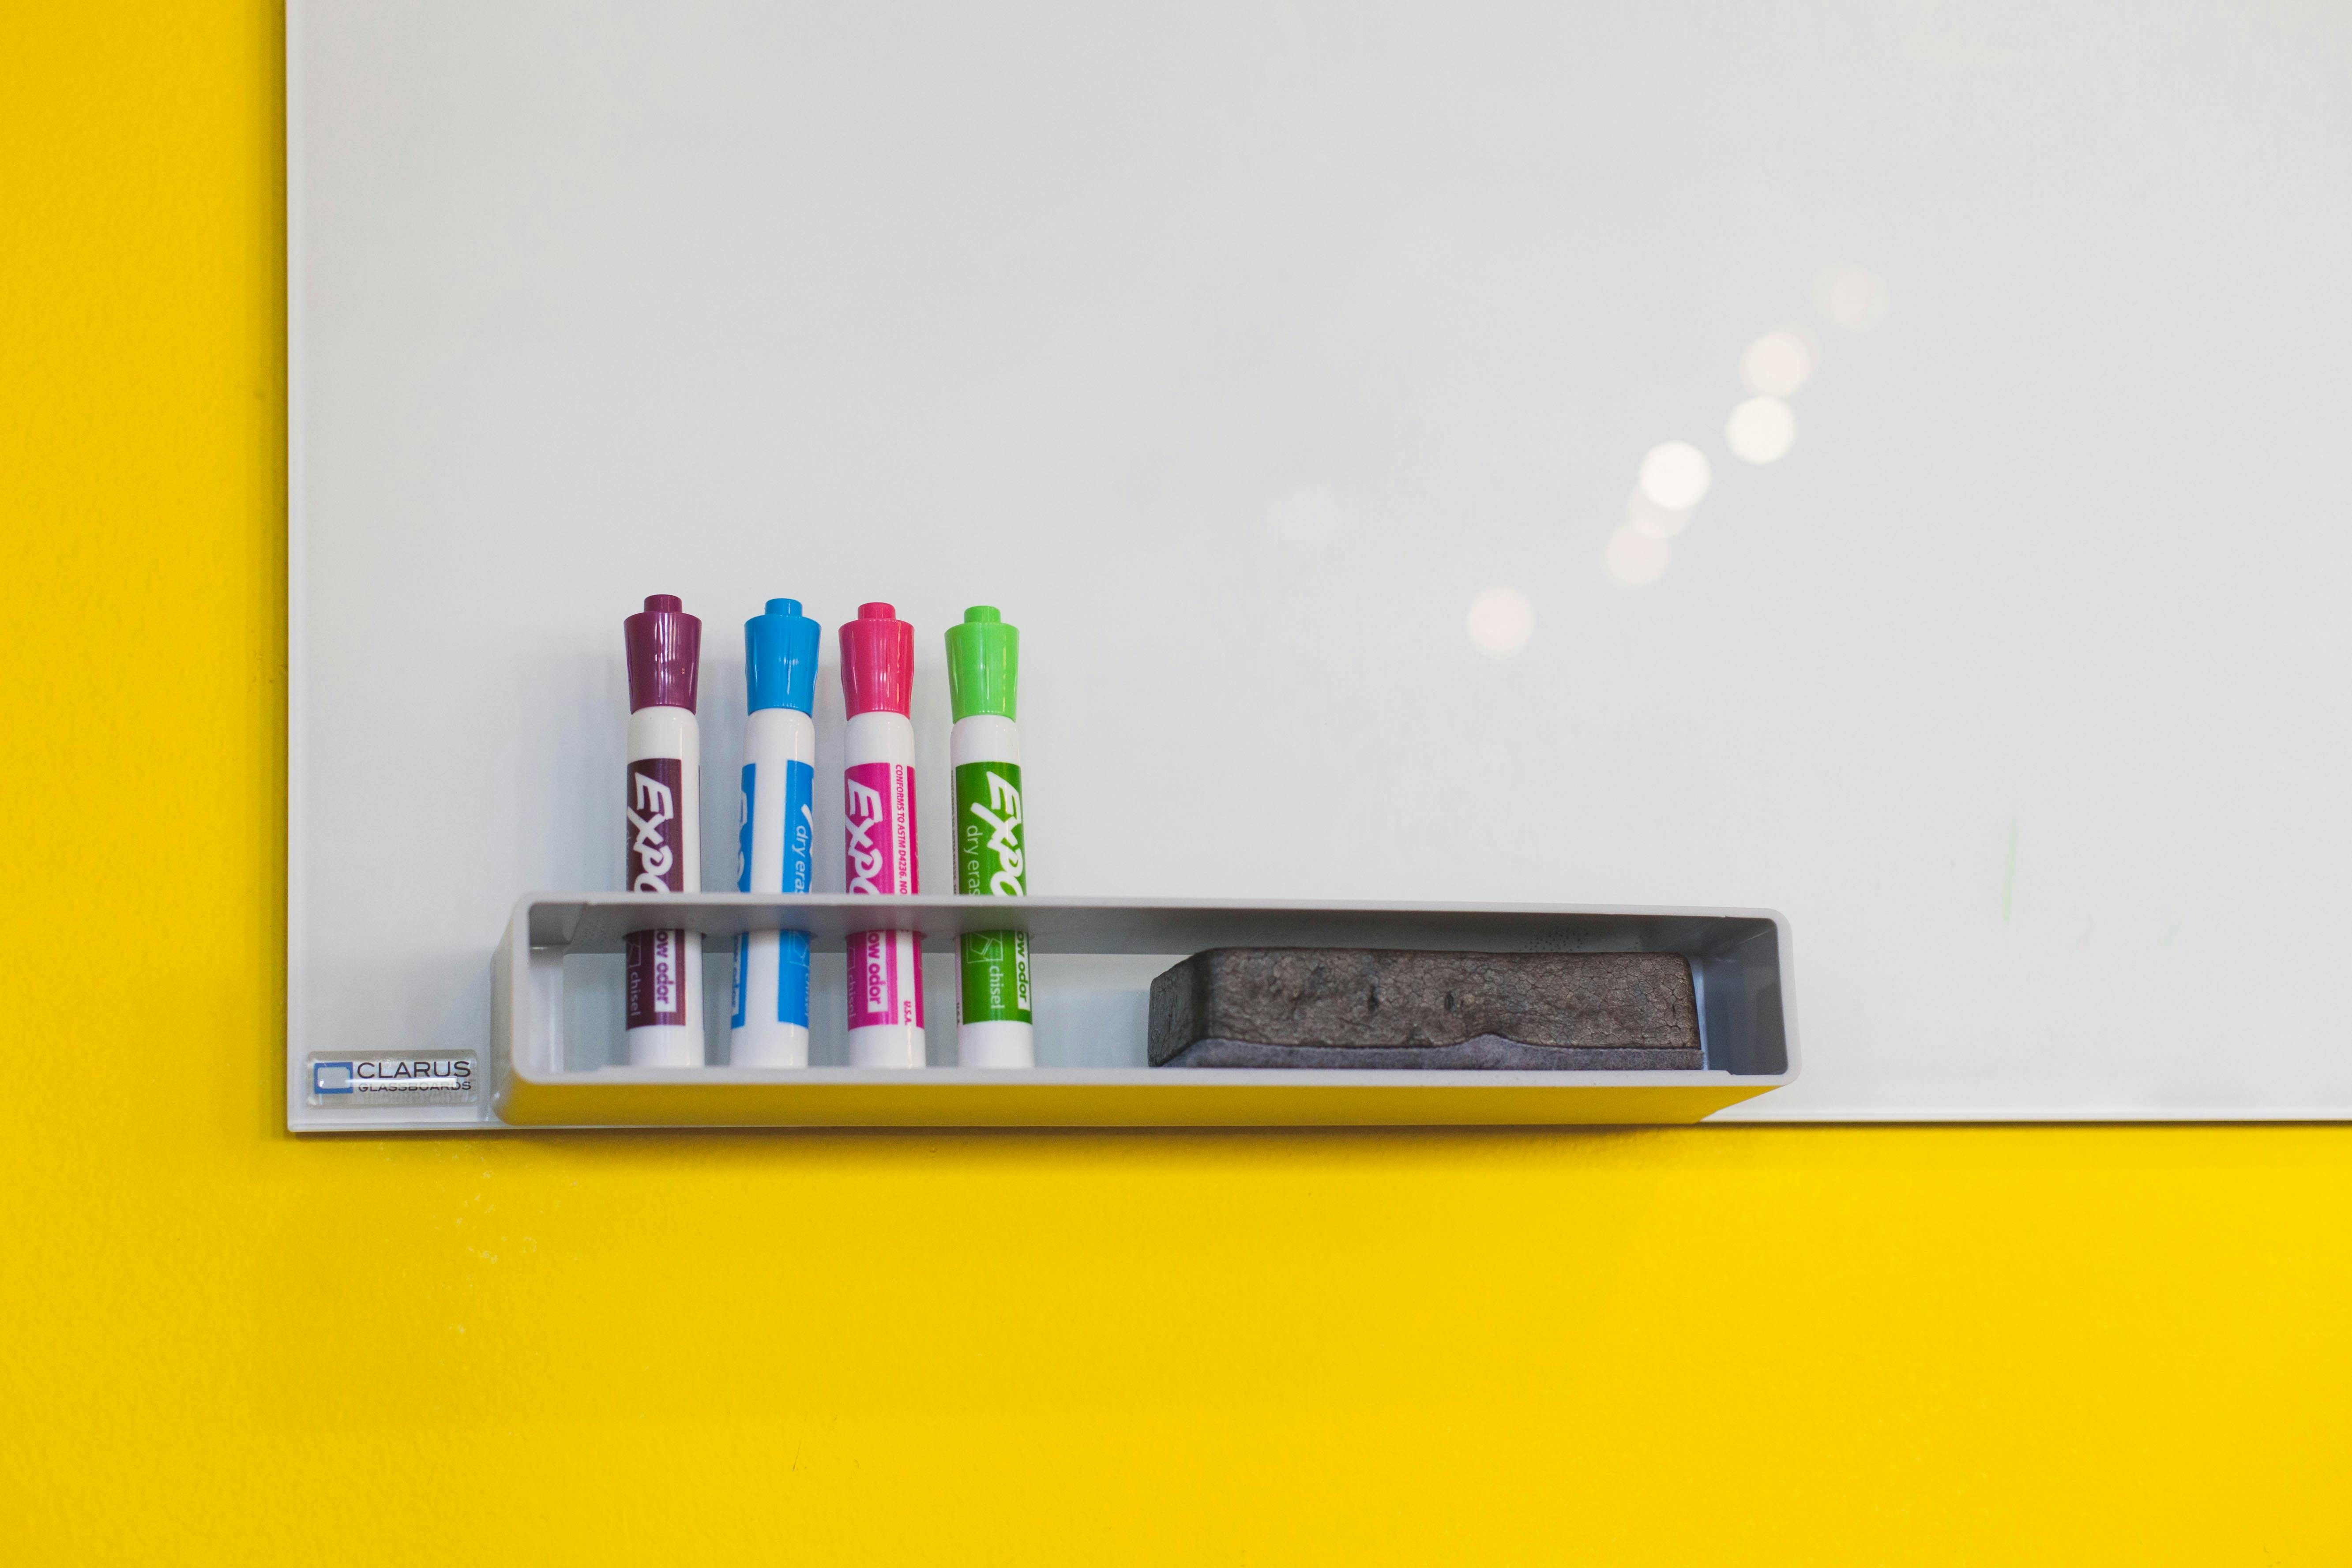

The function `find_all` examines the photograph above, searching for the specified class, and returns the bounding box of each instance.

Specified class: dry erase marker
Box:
[947,606,1032,1067]
[623,594,703,1067]
[729,598,820,1068]
[840,602,924,1068]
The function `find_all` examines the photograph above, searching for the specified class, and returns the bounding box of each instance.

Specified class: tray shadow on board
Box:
[560,951,1167,1069]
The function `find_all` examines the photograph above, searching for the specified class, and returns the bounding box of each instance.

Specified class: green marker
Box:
[947,606,1033,1066]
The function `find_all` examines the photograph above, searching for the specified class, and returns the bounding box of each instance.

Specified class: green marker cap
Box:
[946,605,1019,721]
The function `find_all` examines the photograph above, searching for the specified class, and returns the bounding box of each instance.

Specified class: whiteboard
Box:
[290,0,2352,1118]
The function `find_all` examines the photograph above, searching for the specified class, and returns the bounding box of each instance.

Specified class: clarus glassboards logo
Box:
[307,1054,478,1108]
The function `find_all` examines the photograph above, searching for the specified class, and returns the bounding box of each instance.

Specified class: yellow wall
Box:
[6,7,2349,1561]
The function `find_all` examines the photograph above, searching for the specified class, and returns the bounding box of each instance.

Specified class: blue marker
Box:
[729,599,820,1067]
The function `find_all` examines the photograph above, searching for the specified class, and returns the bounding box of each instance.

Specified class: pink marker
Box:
[840,602,924,1068]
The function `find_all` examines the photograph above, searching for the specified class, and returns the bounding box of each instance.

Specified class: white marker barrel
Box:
[950,712,1031,1066]
[622,594,704,1068]
[729,599,821,1068]
[840,603,925,1068]
[946,604,1032,1068]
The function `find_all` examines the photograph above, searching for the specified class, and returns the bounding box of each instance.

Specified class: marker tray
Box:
[449,895,1797,1130]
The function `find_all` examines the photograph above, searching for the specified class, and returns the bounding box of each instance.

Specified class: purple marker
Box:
[840,602,924,1068]
[623,594,703,1067]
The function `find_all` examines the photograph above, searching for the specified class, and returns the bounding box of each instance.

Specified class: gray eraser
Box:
[1147,948,1701,1070]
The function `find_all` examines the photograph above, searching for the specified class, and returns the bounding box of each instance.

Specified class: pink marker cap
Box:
[625,594,702,712]
[840,602,913,716]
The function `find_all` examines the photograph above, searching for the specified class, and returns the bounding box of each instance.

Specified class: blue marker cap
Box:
[745,598,821,714]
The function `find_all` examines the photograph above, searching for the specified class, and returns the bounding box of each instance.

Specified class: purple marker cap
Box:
[625,594,702,712]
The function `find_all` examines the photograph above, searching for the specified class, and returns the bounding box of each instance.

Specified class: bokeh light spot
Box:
[1638,441,1711,511]
[1815,266,1890,331]
[1466,587,1533,656]
[1741,329,1817,396]
[1726,396,1797,463]
[1604,526,1671,586]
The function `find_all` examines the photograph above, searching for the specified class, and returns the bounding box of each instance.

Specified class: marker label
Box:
[849,929,922,1030]
[845,760,921,1031]
[956,762,1026,896]
[955,761,1032,1025]
[626,759,686,893]
[734,763,756,892]
[844,761,918,896]
[624,757,689,1028]
[778,760,815,895]
[730,764,753,1029]
[958,930,1031,1025]
[626,929,690,1029]
[731,759,816,1030]
[770,932,814,1029]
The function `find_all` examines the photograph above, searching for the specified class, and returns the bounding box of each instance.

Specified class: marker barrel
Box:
[729,706,816,1067]
[844,710,924,1067]
[946,605,1031,1068]
[951,713,1032,1067]
[725,598,822,1067]
[623,595,704,1066]
[624,702,703,1066]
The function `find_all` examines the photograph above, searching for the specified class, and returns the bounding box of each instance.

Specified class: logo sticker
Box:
[627,758,685,893]
[954,761,1031,1025]
[625,757,690,1029]
[307,1053,477,1107]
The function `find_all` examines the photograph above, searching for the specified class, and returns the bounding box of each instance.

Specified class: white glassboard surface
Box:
[291,0,2352,1119]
